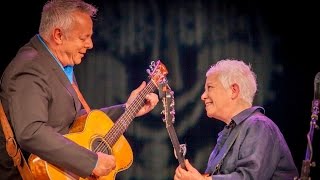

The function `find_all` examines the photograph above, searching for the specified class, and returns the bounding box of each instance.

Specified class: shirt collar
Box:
[231,106,265,125]
[64,65,74,83]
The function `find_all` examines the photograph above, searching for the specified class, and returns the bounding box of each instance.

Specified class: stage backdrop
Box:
[72,0,320,179]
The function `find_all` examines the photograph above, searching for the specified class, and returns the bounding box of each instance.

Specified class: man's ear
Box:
[52,28,63,44]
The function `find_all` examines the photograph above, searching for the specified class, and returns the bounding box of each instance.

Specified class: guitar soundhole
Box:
[91,137,112,154]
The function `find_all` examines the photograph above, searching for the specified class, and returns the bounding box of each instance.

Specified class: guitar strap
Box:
[208,125,241,175]
[72,83,91,113]
[0,101,34,180]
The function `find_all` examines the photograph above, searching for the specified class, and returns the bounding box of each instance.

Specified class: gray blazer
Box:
[0,35,125,177]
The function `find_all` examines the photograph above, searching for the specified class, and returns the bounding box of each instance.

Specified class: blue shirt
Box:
[205,106,298,180]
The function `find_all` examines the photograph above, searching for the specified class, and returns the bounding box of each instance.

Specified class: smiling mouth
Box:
[205,101,212,105]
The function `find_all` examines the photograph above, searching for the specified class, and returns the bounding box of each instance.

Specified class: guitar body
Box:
[28,110,133,180]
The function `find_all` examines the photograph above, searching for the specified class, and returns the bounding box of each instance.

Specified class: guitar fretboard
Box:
[106,81,157,146]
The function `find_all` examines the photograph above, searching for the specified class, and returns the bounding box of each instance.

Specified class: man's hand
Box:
[125,81,159,117]
[92,152,116,177]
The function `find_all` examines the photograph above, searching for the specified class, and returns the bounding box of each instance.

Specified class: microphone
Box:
[299,72,320,180]
[311,72,320,118]
[314,72,320,100]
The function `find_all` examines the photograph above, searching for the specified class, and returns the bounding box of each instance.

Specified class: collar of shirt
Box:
[218,106,265,143]
[63,66,74,83]
[231,106,265,126]
[226,120,236,129]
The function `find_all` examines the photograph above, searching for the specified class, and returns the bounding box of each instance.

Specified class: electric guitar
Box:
[159,83,187,170]
[28,60,168,180]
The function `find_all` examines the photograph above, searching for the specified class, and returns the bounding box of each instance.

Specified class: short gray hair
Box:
[39,0,97,38]
[207,59,257,104]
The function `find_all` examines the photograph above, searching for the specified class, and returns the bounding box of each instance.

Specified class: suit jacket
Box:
[0,35,125,178]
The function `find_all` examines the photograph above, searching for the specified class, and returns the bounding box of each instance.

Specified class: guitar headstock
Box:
[161,84,175,125]
[146,60,168,87]
[146,60,174,123]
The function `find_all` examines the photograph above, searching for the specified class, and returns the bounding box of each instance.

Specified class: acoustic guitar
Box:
[28,60,168,180]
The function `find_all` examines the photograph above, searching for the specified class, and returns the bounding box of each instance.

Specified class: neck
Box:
[224,100,251,125]
[37,34,67,68]
[38,34,67,67]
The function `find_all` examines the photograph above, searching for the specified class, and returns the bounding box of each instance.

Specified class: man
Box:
[174,59,298,180]
[0,0,159,179]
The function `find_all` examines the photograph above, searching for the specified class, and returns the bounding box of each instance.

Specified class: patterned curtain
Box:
[76,0,289,179]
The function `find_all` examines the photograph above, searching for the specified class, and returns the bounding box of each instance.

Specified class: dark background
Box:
[2,0,319,179]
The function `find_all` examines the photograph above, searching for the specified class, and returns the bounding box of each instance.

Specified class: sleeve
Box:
[100,104,126,122]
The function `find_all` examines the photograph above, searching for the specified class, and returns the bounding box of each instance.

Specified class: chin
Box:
[206,112,214,118]
[206,109,217,118]
[75,59,82,65]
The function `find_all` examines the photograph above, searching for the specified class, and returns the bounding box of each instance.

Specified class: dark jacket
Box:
[0,35,125,179]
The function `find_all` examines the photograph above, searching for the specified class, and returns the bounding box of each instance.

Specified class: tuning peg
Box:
[146,69,151,75]
[170,101,175,108]
[149,61,156,70]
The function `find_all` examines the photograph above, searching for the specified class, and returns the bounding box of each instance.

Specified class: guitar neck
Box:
[106,81,157,146]
[160,84,187,170]
[166,122,186,170]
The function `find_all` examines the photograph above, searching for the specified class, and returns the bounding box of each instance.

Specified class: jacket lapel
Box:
[30,35,81,112]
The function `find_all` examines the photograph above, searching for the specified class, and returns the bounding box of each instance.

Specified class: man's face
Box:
[58,11,93,66]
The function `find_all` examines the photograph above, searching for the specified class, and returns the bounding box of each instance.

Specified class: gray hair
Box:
[39,0,97,38]
[206,59,257,105]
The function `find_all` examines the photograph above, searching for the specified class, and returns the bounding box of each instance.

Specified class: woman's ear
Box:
[230,83,240,99]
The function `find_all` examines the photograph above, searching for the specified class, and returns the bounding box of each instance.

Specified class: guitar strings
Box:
[94,82,154,153]
[93,81,157,154]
